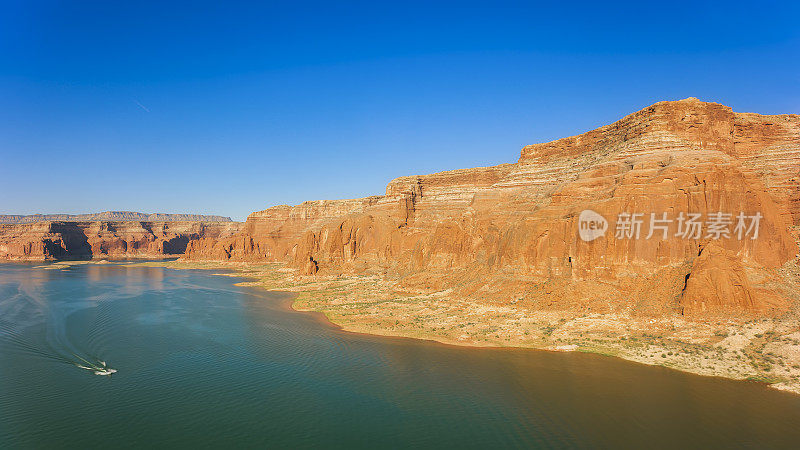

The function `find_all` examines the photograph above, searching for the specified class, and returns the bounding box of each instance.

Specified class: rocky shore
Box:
[137,259,800,395]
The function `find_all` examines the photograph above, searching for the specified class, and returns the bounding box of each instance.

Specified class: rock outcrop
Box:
[0,221,241,261]
[184,98,799,318]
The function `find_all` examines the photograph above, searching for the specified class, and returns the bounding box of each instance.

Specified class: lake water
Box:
[1,262,799,449]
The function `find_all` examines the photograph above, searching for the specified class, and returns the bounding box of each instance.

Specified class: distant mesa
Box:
[0,211,238,260]
[0,211,233,224]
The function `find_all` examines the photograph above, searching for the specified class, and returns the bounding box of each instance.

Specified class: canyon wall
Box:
[0,221,241,261]
[184,98,799,318]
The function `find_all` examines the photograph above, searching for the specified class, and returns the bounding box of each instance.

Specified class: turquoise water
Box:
[1,262,800,449]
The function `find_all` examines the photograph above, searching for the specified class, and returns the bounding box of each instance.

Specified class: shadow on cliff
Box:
[49,223,93,260]
[162,234,197,255]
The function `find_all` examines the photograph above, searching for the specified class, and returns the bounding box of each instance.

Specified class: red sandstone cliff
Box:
[0,221,241,261]
[183,98,799,318]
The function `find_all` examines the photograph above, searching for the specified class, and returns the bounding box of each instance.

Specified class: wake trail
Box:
[1,278,119,376]
[0,322,77,366]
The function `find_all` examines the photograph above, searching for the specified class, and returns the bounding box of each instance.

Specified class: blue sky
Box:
[1,1,799,221]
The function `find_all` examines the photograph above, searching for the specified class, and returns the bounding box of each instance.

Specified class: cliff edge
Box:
[183,98,797,318]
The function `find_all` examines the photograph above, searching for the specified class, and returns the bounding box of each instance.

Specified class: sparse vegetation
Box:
[129,259,800,395]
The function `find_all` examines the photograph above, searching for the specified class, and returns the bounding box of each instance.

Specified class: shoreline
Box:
[121,259,800,396]
[7,257,796,394]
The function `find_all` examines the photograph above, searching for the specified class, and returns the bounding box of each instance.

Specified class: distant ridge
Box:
[0,211,233,224]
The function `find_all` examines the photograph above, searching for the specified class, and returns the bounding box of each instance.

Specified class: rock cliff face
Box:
[0,221,241,261]
[184,98,800,318]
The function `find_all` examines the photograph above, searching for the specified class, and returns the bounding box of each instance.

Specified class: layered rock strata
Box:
[0,221,241,261]
[184,98,799,317]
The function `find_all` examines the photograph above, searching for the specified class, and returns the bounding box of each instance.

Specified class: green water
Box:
[1,262,799,449]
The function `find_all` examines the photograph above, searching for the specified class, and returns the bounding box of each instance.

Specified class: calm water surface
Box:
[1,262,799,449]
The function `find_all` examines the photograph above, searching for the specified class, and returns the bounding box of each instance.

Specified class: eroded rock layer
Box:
[184,98,799,318]
[0,221,241,261]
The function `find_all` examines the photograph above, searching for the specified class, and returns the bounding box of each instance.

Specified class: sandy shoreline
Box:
[9,257,794,393]
[106,259,800,396]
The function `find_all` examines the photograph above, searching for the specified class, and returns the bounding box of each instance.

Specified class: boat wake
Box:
[74,356,117,376]
[0,322,117,376]
[0,277,118,377]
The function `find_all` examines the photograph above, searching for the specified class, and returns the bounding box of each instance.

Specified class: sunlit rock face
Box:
[184,98,800,318]
[0,221,241,260]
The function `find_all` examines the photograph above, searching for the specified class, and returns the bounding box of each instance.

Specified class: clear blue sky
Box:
[2,1,798,220]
